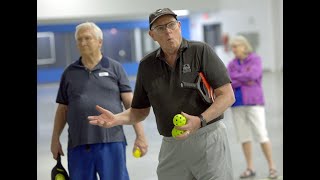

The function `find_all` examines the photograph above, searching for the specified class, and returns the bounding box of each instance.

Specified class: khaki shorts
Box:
[231,106,269,143]
[157,121,234,180]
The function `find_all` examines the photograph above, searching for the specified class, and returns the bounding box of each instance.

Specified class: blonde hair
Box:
[74,22,103,40]
[229,35,253,54]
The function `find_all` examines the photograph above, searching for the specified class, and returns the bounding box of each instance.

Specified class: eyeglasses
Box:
[151,21,179,33]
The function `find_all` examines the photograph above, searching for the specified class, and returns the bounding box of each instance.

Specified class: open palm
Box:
[88,105,118,128]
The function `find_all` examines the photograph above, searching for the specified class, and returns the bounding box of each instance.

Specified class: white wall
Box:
[190,0,279,71]
[37,0,220,23]
[272,0,283,71]
[37,0,283,72]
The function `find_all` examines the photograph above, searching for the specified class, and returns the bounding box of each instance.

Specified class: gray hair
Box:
[75,22,103,40]
[229,35,253,54]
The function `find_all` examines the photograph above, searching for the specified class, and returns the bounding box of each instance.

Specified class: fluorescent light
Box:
[173,10,189,16]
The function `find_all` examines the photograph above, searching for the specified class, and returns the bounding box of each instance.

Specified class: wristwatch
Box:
[198,114,207,128]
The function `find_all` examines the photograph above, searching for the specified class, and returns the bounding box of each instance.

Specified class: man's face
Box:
[149,15,182,51]
[76,28,102,56]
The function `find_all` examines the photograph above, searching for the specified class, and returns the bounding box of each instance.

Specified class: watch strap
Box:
[198,114,207,128]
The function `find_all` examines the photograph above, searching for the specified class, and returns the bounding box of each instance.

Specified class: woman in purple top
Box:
[227,35,278,179]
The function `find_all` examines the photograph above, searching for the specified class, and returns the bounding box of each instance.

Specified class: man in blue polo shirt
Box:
[88,8,235,180]
[50,22,148,180]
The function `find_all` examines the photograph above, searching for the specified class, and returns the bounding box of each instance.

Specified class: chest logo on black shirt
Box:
[182,64,191,73]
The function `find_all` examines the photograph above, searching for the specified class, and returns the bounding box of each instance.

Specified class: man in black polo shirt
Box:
[50,22,148,180]
[88,8,235,180]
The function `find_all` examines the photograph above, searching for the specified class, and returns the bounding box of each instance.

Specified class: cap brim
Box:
[149,14,177,29]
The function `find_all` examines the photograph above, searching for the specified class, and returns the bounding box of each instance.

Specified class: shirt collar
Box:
[155,38,189,60]
[74,55,109,69]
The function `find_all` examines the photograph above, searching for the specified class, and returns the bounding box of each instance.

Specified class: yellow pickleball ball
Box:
[133,148,141,158]
[173,114,187,126]
[171,127,185,138]
[55,173,66,180]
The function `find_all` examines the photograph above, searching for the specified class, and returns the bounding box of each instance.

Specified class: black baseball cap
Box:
[149,8,177,30]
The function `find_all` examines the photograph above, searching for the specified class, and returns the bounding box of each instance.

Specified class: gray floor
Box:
[37,71,283,180]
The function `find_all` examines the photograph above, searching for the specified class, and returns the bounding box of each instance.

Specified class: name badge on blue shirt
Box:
[99,72,109,77]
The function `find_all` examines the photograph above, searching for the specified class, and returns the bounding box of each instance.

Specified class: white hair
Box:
[74,22,103,40]
[229,35,253,54]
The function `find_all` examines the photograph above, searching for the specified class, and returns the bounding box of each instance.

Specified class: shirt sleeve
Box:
[227,60,242,88]
[131,62,151,108]
[56,71,68,105]
[201,43,231,89]
[231,54,262,82]
[115,63,132,93]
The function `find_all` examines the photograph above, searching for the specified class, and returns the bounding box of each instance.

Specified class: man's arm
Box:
[121,92,148,157]
[88,104,150,127]
[51,104,68,160]
[201,83,235,122]
[175,83,235,139]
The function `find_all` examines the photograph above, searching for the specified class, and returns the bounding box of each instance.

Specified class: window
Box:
[141,29,159,56]
[203,23,222,49]
[102,28,136,63]
[37,32,56,65]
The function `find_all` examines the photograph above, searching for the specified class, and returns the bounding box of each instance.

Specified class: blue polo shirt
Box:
[56,56,132,149]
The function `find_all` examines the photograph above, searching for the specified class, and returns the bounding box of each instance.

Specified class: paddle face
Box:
[51,155,69,180]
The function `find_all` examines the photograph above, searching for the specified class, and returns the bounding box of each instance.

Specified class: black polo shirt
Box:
[56,56,132,148]
[132,38,231,137]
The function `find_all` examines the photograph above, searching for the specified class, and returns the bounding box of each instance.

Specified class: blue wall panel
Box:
[37,17,190,84]
[37,62,139,84]
[37,68,64,84]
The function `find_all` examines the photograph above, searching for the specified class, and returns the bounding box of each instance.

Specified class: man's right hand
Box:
[88,105,122,128]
